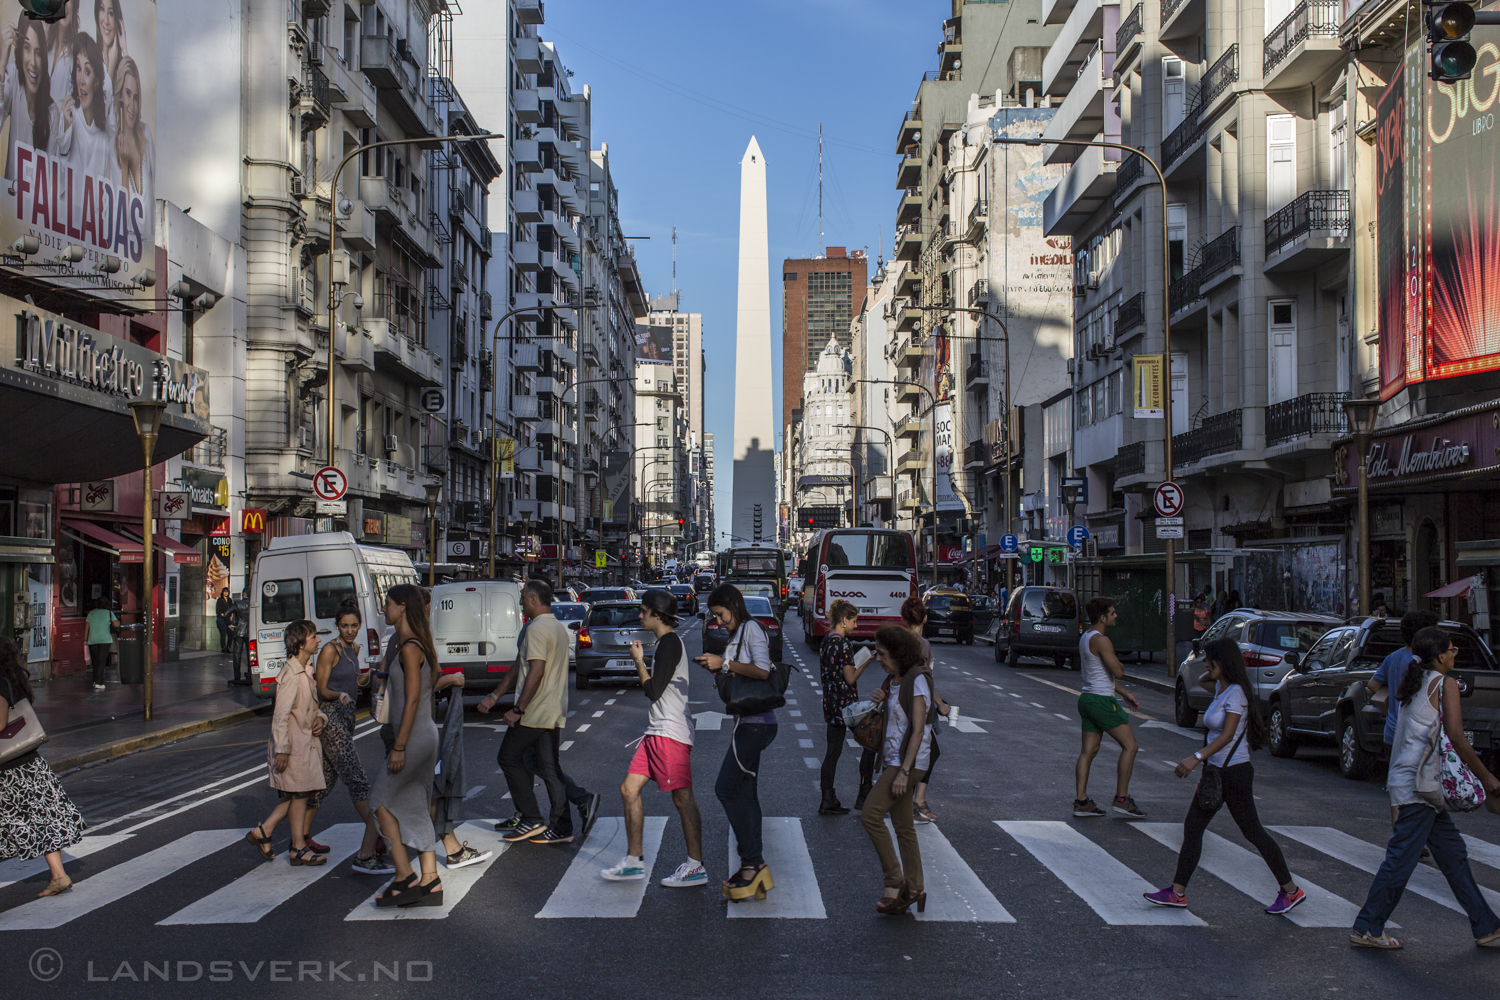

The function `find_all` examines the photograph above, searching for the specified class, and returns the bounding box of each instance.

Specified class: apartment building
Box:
[849,267,898,527]
[788,337,854,550]
[635,363,689,568]
[646,294,706,548]
[781,249,868,433]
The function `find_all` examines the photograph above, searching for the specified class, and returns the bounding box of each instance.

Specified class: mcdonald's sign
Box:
[241,509,268,534]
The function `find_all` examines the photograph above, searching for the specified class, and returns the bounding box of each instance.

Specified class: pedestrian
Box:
[1073,597,1146,818]
[1350,627,1500,949]
[0,637,86,898]
[861,625,932,915]
[483,580,595,845]
[900,595,950,824]
[1228,589,1242,612]
[84,598,118,692]
[367,584,443,907]
[1367,610,1441,793]
[1143,638,1306,914]
[227,591,251,686]
[299,599,387,875]
[245,619,328,867]
[1372,593,1390,619]
[1191,597,1209,639]
[432,668,489,869]
[696,583,778,902]
[601,588,706,887]
[215,587,233,652]
[817,599,875,815]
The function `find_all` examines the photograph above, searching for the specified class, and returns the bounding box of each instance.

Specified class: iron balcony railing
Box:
[1199,226,1240,284]
[968,278,991,306]
[1202,45,1240,107]
[1162,0,1190,24]
[1115,292,1145,336]
[965,356,989,386]
[1117,440,1146,478]
[1116,150,1143,191]
[186,427,228,468]
[1162,106,1206,169]
[1264,0,1342,76]
[1266,391,1350,445]
[1117,4,1144,54]
[1264,190,1351,258]
[1169,263,1204,315]
[1174,408,1243,466]
[967,198,988,231]
[964,441,985,467]
[307,64,330,112]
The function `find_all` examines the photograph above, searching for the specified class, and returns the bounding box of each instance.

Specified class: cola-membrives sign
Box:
[1339,406,1499,487]
[1367,436,1471,479]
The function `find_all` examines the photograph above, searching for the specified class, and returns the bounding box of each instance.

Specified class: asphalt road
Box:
[5,612,1500,999]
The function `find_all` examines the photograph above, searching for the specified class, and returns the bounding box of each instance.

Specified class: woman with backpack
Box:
[1350,627,1500,949]
[696,583,778,902]
[1143,638,1304,915]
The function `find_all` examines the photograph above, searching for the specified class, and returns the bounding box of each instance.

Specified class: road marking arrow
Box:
[692,711,734,732]
[948,715,991,734]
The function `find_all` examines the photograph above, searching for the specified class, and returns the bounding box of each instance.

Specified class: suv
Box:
[1267,617,1500,780]
[994,587,1082,668]
[1173,610,1342,726]
[923,589,975,644]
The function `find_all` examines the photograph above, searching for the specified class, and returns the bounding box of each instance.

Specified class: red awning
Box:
[63,519,145,563]
[1426,577,1476,599]
[152,533,203,566]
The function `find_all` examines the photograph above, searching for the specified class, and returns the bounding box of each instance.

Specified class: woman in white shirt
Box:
[0,14,61,180]
[1144,638,1305,915]
[860,625,933,915]
[111,56,150,202]
[54,32,116,185]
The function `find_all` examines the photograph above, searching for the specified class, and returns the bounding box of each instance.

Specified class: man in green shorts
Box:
[1074,597,1144,818]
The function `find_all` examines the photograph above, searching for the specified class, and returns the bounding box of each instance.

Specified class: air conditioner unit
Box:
[296,426,314,451]
[384,434,399,454]
[290,174,307,198]
[1086,271,1102,290]
[1084,538,1098,558]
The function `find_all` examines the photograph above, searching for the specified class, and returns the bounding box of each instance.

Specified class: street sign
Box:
[420,388,445,413]
[1066,525,1090,548]
[1060,476,1088,504]
[447,540,472,559]
[595,550,608,569]
[1153,482,1185,518]
[999,533,1019,553]
[1155,523,1184,540]
[315,500,347,515]
[312,467,348,501]
[1155,516,1183,526]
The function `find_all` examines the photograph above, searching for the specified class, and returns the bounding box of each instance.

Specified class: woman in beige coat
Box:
[245,619,329,865]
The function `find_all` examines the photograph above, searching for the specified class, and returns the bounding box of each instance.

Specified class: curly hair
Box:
[875,625,924,676]
[900,595,926,627]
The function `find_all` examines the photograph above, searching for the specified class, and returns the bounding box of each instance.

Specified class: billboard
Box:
[0,0,157,291]
[635,322,673,364]
[933,402,968,513]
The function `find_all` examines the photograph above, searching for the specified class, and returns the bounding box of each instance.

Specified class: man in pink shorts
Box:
[601,589,705,887]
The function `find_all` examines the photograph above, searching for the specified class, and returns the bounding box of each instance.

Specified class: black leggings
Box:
[1174,761,1291,888]
[822,722,876,794]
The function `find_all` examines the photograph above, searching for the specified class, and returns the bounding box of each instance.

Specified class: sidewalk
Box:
[34,648,271,773]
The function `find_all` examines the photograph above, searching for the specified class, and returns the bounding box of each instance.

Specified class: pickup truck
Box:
[1266,617,1500,781]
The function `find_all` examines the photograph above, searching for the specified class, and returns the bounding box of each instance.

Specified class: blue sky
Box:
[541,0,946,546]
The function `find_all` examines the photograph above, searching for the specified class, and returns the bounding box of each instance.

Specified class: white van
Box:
[429,581,523,693]
[248,532,419,698]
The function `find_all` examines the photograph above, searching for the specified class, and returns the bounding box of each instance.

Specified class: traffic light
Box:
[1426,2,1478,82]
[20,0,71,22]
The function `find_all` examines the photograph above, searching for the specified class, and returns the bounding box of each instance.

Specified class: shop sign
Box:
[80,481,116,512]
[385,514,412,546]
[184,468,229,510]
[14,306,207,413]
[155,491,190,520]
[1338,408,1498,487]
[240,509,267,534]
[409,521,425,550]
[207,541,231,599]
[364,516,384,540]
[208,517,231,537]
[1133,355,1164,418]
[937,544,965,565]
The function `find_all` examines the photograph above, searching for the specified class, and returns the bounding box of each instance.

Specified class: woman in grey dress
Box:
[369,583,443,908]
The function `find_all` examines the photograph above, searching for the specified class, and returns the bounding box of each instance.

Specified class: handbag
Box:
[715,620,790,715]
[1421,705,1487,813]
[0,697,49,765]
[1194,724,1247,813]
[849,686,887,751]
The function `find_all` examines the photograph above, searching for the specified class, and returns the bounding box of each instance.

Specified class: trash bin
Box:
[117,624,145,684]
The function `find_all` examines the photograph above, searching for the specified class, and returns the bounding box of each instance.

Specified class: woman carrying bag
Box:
[1351,627,1500,950]
[0,637,85,898]
[245,620,328,867]
[819,600,876,815]
[1143,638,1303,915]
[696,583,783,902]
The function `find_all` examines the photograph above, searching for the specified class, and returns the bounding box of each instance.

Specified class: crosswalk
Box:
[2,816,1498,930]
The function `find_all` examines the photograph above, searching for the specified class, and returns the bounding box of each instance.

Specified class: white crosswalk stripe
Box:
[536,817,666,918]
[346,823,509,921]
[997,821,1205,926]
[1464,834,1500,872]
[728,817,824,919]
[160,824,365,925]
[885,821,1014,922]
[1271,825,1500,916]
[0,834,133,890]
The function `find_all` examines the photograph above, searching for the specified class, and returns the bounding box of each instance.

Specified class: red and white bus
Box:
[799,528,917,647]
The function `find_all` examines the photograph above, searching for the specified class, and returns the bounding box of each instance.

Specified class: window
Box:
[587,605,642,628]
[1023,589,1078,620]
[1267,114,1297,214]
[1253,619,1336,653]
[314,574,358,619]
[262,579,307,624]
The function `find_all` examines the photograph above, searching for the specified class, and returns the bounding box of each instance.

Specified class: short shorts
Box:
[1077,692,1131,733]
[628,735,693,790]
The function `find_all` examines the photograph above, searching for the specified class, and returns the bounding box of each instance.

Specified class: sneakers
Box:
[493,814,525,833]
[1265,888,1306,916]
[444,844,492,870]
[601,856,647,881]
[1113,796,1147,818]
[1072,798,1106,818]
[351,853,397,876]
[93,683,106,692]
[501,820,549,842]
[534,828,574,844]
[661,861,708,888]
[579,792,603,838]
[1143,886,1188,908]
[914,806,936,825]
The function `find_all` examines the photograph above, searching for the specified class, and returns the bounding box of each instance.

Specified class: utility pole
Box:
[818,123,824,254]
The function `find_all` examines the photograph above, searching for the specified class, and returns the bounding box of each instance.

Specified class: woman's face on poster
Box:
[20,26,43,99]
[75,53,95,106]
[98,3,118,46]
[120,70,140,129]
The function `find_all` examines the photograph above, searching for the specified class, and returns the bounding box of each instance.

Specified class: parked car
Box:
[1266,617,1500,780]
[575,601,654,690]
[550,601,588,667]
[923,588,975,644]
[703,595,783,663]
[428,581,524,693]
[993,586,1082,669]
[585,587,637,603]
[667,584,699,617]
[1173,610,1343,726]
[969,595,995,637]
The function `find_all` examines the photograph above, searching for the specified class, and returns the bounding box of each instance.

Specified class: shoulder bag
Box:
[849,677,889,751]
[715,620,791,715]
[0,696,47,765]
[1417,687,1487,812]
[1194,697,1248,813]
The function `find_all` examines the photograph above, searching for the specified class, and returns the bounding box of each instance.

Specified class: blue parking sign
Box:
[1067,525,1090,548]
[999,533,1018,553]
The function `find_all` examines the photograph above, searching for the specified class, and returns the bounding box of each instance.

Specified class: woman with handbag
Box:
[696,583,780,901]
[1351,627,1500,950]
[861,625,933,915]
[901,596,950,824]
[245,620,329,866]
[818,599,875,816]
[0,637,84,897]
[1143,638,1303,914]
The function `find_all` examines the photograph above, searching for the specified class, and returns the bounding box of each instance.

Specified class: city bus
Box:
[715,546,789,615]
[799,528,918,648]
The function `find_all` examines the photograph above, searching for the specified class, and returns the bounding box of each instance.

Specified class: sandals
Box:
[373,873,443,908]
[288,846,328,867]
[37,875,72,898]
[245,825,275,861]
[374,873,420,908]
[1350,931,1403,950]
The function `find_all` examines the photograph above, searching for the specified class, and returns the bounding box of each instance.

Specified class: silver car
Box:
[576,601,655,690]
[550,601,587,666]
[1173,609,1342,726]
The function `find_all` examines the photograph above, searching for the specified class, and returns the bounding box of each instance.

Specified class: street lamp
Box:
[424,481,442,588]
[1342,397,1380,615]
[129,400,166,722]
[1061,480,1083,590]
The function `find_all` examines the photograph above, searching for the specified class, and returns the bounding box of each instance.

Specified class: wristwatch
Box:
[1192,751,1204,762]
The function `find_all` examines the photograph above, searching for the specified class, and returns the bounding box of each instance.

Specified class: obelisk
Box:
[732,137,776,546]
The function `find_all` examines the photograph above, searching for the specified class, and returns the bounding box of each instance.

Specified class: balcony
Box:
[895,414,924,439]
[898,489,923,511]
[1042,0,1119,97]
[1263,190,1351,271]
[1174,409,1243,468]
[359,35,434,138]
[896,104,922,152]
[896,449,928,474]
[1198,226,1241,289]
[327,56,377,128]
[299,64,330,126]
[184,427,228,469]
[1043,0,1082,25]
[1115,292,1145,338]
[895,304,922,332]
[896,380,925,403]
[938,25,962,76]
[896,187,922,225]
[512,139,542,173]
[512,342,542,371]
[513,188,543,224]
[340,325,375,373]
[1043,144,1118,236]
[1116,440,1145,478]
[1267,391,1349,447]
[963,199,988,242]
[964,355,989,389]
[1116,4,1144,64]
[1169,263,1205,316]
[897,146,922,189]
[516,0,544,25]
[511,240,541,272]
[1043,44,1113,161]
[514,36,542,74]
[1264,1,1343,90]
[964,441,986,469]
[544,210,579,251]
[1162,107,1208,175]
[968,278,991,307]
[894,223,922,261]
[1114,149,1144,201]
[513,89,541,124]
[1199,45,1240,121]
[896,337,930,367]
[511,394,541,422]
[1160,0,1205,42]
[367,318,441,387]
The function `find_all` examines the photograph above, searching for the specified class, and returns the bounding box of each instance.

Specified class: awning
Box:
[1426,576,1477,599]
[150,533,203,566]
[63,519,144,562]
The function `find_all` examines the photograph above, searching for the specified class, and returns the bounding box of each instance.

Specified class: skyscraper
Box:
[781,249,867,433]
[731,137,776,546]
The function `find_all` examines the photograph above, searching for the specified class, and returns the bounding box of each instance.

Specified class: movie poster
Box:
[0,0,156,289]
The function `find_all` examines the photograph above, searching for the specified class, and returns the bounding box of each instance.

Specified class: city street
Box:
[5,614,1499,998]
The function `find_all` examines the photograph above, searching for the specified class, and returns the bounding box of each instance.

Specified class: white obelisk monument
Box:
[732,137,776,546]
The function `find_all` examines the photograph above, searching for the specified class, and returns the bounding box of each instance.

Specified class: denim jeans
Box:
[715,721,777,867]
[1354,803,1500,938]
